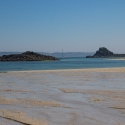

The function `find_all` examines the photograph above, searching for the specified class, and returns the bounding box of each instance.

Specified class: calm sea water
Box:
[0,57,125,72]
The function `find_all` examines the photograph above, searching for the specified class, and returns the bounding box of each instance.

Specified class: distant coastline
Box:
[0,52,94,58]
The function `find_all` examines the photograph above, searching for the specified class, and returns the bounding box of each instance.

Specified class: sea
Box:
[0,57,125,72]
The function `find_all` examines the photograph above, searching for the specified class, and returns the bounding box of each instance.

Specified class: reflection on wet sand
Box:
[0,68,125,125]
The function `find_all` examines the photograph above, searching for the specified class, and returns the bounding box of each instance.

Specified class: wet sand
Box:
[0,67,125,125]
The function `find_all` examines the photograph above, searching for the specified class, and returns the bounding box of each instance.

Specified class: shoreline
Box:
[107,58,125,60]
[8,67,125,73]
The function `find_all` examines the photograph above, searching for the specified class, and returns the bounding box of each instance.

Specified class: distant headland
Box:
[86,47,125,58]
[0,51,59,61]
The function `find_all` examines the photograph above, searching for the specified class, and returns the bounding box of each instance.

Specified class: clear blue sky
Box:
[0,0,125,53]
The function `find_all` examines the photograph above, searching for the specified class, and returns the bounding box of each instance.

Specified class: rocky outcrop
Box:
[0,51,59,61]
[86,47,125,58]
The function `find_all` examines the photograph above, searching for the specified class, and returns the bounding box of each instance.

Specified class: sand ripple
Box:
[0,109,48,125]
[0,96,64,107]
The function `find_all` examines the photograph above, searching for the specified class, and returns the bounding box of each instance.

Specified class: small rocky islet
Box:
[86,47,125,58]
[0,51,59,61]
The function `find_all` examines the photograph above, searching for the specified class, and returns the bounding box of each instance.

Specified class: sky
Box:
[0,0,125,53]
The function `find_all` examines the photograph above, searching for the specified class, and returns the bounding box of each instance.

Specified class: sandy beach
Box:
[0,67,125,125]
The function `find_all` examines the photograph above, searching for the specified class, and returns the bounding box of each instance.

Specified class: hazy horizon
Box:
[0,0,125,53]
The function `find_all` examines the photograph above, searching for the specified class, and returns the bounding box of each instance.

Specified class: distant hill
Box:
[51,52,94,58]
[0,52,94,58]
[0,52,22,56]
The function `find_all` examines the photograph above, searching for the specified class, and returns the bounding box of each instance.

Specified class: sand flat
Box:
[0,67,125,125]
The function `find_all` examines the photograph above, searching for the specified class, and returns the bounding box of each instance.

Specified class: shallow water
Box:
[0,57,125,72]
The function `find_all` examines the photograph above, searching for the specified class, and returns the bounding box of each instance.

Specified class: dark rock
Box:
[86,47,125,58]
[0,51,59,61]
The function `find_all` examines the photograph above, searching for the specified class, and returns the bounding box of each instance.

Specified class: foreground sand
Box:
[0,67,125,125]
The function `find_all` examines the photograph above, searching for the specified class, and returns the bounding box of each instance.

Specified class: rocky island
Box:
[86,47,125,58]
[0,51,59,61]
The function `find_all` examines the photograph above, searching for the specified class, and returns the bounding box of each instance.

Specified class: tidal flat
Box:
[0,68,125,125]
